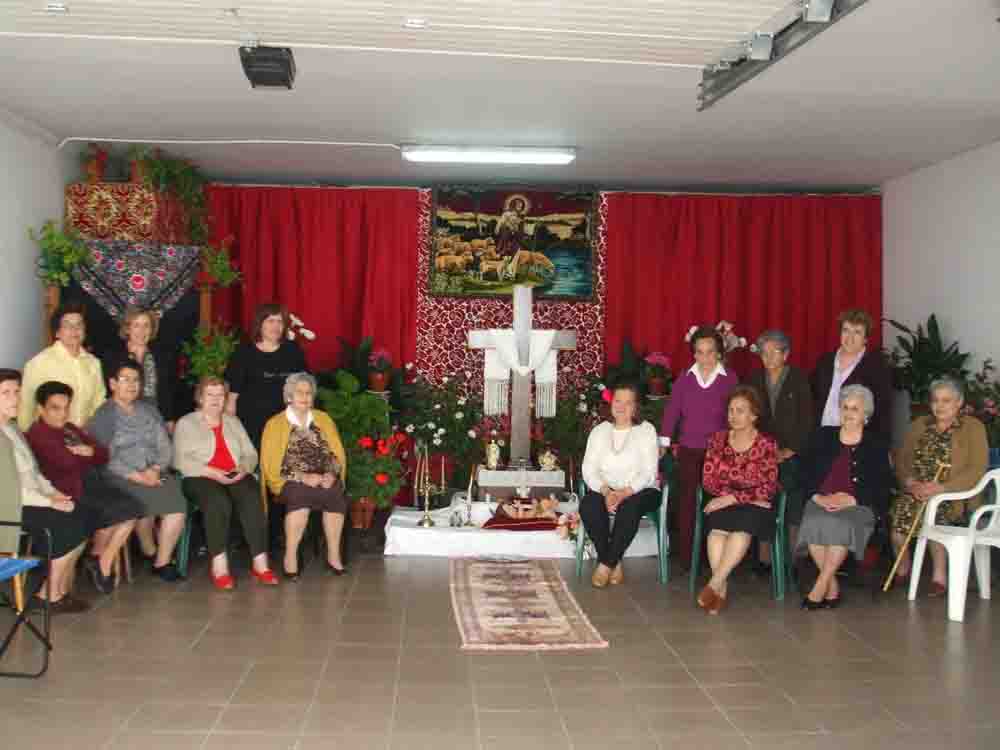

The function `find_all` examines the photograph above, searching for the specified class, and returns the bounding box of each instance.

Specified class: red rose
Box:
[376,439,390,456]
[115,260,126,271]
[358,436,374,449]
[130,273,146,291]
[374,472,389,486]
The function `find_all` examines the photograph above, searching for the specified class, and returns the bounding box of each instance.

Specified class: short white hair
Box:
[839,384,875,419]
[929,376,965,404]
[283,372,317,403]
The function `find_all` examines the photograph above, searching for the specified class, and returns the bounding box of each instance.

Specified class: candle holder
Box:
[414,445,442,528]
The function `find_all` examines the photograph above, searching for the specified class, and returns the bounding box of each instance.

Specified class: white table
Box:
[383,501,658,559]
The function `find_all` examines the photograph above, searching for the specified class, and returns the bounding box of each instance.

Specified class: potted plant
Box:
[644,352,673,396]
[80,142,108,184]
[887,314,971,408]
[367,348,392,392]
[348,435,405,528]
[29,220,90,289]
[180,325,239,383]
[126,145,152,184]
[142,149,209,243]
[964,359,1000,466]
[199,237,242,287]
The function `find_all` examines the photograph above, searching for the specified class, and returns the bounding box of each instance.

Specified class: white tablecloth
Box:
[383,501,658,559]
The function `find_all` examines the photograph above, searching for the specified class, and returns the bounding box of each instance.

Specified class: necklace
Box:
[610,425,633,455]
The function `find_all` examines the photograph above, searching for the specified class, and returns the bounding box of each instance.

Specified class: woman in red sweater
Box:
[697,385,778,614]
[26,381,142,594]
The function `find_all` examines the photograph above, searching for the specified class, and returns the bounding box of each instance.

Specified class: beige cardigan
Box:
[0,429,22,555]
[172,412,258,478]
[0,422,58,508]
[897,415,989,507]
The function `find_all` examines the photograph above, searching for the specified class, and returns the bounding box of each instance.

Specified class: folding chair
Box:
[0,522,53,679]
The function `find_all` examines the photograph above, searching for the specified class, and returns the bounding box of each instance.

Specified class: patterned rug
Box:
[450,559,608,651]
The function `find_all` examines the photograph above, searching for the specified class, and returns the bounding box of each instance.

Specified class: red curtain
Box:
[604,193,882,377]
[206,185,420,370]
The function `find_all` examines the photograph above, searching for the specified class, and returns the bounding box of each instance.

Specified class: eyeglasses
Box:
[116,376,141,384]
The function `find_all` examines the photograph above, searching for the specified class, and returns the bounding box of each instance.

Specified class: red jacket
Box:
[25,420,109,500]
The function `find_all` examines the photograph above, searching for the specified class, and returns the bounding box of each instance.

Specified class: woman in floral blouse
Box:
[260,372,347,580]
[697,385,779,614]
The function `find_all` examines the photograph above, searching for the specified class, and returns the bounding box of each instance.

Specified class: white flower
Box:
[405,424,415,433]
[490,429,498,436]
[577,402,588,413]
[432,437,442,446]
[457,397,467,406]
[405,362,414,370]
[287,330,296,340]
[299,328,316,341]
[684,325,698,342]
[595,382,605,391]
[442,376,450,384]
[454,411,464,419]
[434,403,441,410]
[290,314,304,326]
[427,422,436,430]
[497,439,506,447]
[436,428,445,435]
[578,393,586,401]
[467,429,477,438]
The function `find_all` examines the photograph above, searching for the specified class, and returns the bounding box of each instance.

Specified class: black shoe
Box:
[84,556,113,595]
[283,566,300,582]
[34,595,91,615]
[152,563,184,582]
[325,561,347,576]
[821,596,842,609]
[800,596,823,611]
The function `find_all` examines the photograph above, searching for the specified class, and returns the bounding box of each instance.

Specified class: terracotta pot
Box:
[129,159,147,184]
[368,371,389,392]
[350,497,377,529]
[84,158,104,184]
[648,376,668,396]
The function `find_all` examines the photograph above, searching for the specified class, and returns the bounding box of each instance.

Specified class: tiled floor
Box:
[1,553,998,749]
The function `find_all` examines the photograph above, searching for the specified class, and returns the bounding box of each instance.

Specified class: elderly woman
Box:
[580,382,660,588]
[225,303,308,449]
[87,360,187,582]
[811,309,893,438]
[0,369,90,613]
[890,377,988,595]
[174,376,278,590]
[100,306,180,431]
[25,381,142,595]
[261,373,347,580]
[697,386,779,613]
[18,302,105,430]
[660,325,739,567]
[747,330,814,567]
[797,385,893,609]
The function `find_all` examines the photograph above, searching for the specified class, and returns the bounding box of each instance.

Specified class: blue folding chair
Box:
[1,522,52,679]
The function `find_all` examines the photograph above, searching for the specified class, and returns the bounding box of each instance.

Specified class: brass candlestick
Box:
[415,446,442,528]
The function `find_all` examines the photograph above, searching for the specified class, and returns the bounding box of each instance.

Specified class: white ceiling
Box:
[1,0,999,189]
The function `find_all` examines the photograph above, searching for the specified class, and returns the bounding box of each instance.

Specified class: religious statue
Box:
[496,493,560,521]
[538,448,559,472]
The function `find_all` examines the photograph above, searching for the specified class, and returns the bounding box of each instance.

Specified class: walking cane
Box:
[882,461,950,591]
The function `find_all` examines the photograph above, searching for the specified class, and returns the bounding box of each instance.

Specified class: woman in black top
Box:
[224,303,308,449]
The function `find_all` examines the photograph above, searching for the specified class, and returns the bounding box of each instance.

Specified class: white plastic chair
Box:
[908,468,1000,622]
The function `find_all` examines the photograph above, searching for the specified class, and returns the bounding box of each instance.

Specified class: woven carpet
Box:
[450,559,608,651]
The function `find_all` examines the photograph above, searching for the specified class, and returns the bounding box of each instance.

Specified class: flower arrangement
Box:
[399,372,483,457]
[964,359,1000,449]
[369,348,392,373]
[684,321,747,354]
[350,432,406,508]
[287,313,316,341]
[180,324,239,383]
[29,220,90,287]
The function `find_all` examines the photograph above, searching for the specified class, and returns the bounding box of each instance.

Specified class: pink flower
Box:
[115,259,125,271]
[601,388,612,404]
[91,250,103,262]
[166,247,176,257]
[129,274,146,291]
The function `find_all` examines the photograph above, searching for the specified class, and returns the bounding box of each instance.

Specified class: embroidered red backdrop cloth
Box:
[206,185,421,370]
[604,193,883,377]
[65,183,190,243]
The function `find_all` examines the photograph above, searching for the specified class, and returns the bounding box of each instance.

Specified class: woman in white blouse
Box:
[580,382,661,588]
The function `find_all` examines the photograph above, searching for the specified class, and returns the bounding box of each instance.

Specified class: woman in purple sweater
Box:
[660,326,739,566]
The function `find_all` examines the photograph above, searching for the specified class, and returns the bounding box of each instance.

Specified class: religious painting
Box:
[428,186,597,300]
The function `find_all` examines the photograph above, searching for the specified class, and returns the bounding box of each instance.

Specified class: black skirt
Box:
[79,470,145,528]
[705,503,776,539]
[20,505,89,558]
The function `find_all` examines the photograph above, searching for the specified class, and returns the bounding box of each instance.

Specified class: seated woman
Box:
[0,369,89,613]
[174,376,278,590]
[580,382,660,588]
[87,360,187,582]
[25,381,142,595]
[698,385,779,614]
[797,384,892,609]
[261,373,347,580]
[890,376,987,596]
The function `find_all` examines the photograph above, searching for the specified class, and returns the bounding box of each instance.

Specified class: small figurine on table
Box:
[538,449,559,472]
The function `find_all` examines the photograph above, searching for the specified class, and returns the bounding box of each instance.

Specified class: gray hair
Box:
[929,376,965,404]
[839,384,875,419]
[755,329,791,354]
[283,372,317,404]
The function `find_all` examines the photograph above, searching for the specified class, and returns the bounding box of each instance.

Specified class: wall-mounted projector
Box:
[239,45,296,89]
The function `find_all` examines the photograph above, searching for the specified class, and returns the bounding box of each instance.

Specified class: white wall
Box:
[883,137,1000,371]
[0,110,77,369]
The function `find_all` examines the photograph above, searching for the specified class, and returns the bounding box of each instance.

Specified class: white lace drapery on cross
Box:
[483,329,558,418]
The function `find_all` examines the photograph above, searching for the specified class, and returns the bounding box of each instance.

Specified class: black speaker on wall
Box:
[239,45,296,89]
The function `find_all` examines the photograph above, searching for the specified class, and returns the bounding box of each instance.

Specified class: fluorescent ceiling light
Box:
[45,2,69,12]
[400,145,576,165]
[402,18,428,30]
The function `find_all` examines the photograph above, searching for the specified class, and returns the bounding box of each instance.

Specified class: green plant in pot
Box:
[29,220,90,287]
[887,314,971,406]
[181,325,239,383]
[200,238,242,287]
[140,149,209,243]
